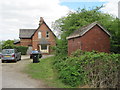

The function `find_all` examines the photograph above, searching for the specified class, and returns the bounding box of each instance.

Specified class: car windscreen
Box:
[2,49,14,54]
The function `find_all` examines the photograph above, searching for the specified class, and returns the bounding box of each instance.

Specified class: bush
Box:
[2,40,14,49]
[15,46,28,55]
[53,50,120,88]
[1,40,28,55]
[110,45,120,54]
[53,39,68,56]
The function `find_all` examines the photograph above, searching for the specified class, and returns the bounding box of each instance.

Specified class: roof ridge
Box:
[67,21,111,40]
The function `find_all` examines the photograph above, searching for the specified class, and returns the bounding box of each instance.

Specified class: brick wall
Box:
[68,25,110,55]
[20,39,32,47]
[32,22,56,53]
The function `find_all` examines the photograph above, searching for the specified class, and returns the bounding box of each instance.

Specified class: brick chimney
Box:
[39,17,44,25]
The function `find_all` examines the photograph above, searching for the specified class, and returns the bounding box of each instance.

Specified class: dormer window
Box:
[38,31,41,38]
[46,31,49,38]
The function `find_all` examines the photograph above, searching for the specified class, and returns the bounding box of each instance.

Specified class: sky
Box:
[0,0,119,40]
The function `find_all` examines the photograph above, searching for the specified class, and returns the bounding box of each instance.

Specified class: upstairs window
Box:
[38,31,41,38]
[46,31,49,38]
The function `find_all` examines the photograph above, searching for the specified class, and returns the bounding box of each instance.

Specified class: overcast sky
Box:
[0,0,119,41]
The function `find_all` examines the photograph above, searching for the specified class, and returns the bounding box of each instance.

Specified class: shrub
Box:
[110,45,120,54]
[2,40,14,49]
[53,50,120,88]
[15,46,28,55]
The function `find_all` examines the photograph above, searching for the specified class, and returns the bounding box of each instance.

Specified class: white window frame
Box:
[38,31,42,39]
[39,45,49,53]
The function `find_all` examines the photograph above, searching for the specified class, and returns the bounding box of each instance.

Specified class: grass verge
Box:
[24,56,72,88]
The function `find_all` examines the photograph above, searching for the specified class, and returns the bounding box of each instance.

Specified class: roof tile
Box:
[67,21,111,39]
[19,29,36,38]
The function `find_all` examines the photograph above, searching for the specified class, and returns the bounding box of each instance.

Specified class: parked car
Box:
[30,50,42,59]
[1,49,21,63]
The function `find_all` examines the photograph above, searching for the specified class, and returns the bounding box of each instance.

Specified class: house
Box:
[67,21,111,55]
[14,17,56,54]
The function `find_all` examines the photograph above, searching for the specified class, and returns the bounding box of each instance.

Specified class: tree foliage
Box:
[52,6,120,54]
[2,40,14,49]
[110,18,120,53]
[1,40,28,55]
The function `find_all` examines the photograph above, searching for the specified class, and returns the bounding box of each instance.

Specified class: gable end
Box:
[31,17,56,38]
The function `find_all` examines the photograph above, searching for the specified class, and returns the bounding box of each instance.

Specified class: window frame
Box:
[46,31,49,38]
[41,45,47,50]
[38,31,42,39]
[39,45,49,53]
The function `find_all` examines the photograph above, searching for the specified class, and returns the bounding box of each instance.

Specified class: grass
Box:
[24,56,72,88]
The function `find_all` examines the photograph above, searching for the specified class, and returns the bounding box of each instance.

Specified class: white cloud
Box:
[0,0,119,40]
[0,0,70,40]
[60,0,119,17]
[99,0,119,17]
[60,0,101,2]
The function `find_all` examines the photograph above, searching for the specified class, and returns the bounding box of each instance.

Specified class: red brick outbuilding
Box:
[67,21,111,55]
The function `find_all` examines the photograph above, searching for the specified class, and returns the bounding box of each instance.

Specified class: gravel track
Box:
[2,55,53,88]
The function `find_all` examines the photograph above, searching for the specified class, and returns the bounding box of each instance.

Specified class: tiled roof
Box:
[39,38,50,45]
[67,21,111,39]
[19,17,56,39]
[19,29,36,38]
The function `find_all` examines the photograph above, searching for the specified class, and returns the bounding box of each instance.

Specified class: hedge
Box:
[110,45,120,54]
[15,46,28,55]
[53,50,120,88]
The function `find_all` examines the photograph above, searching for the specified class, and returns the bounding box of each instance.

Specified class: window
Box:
[2,49,14,54]
[46,31,49,38]
[38,31,41,38]
[41,45,47,50]
[39,45,49,53]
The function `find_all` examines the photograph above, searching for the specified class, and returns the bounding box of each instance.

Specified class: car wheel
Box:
[14,60,17,63]
[14,58,17,62]
[2,60,4,63]
[30,56,32,59]
[19,56,21,60]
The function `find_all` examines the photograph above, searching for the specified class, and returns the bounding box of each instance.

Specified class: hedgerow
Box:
[15,46,28,55]
[53,50,120,88]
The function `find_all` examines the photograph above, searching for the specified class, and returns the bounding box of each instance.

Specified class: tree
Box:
[52,6,120,54]
[2,40,15,49]
[110,18,120,53]
[0,41,5,52]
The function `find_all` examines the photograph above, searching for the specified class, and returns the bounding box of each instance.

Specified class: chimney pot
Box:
[39,17,44,25]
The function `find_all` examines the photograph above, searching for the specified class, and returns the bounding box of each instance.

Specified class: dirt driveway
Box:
[2,55,53,88]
